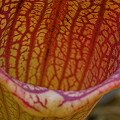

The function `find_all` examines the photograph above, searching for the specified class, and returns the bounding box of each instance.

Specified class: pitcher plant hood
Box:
[0,0,120,120]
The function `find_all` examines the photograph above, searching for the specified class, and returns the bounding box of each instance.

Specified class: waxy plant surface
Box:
[0,0,120,120]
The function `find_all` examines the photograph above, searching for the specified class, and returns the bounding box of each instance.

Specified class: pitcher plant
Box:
[0,0,120,120]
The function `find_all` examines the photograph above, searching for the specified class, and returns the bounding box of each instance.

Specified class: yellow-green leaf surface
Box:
[0,0,120,120]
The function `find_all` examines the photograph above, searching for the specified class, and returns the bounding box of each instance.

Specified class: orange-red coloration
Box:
[0,0,120,91]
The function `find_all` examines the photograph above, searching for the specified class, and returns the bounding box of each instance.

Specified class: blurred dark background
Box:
[87,88,120,120]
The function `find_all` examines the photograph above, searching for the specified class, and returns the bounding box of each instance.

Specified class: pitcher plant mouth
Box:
[0,67,120,118]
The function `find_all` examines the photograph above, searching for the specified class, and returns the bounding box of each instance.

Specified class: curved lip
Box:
[0,67,120,117]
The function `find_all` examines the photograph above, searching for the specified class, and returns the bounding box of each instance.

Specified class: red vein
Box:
[78,0,107,89]
[25,1,48,83]
[57,4,82,90]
